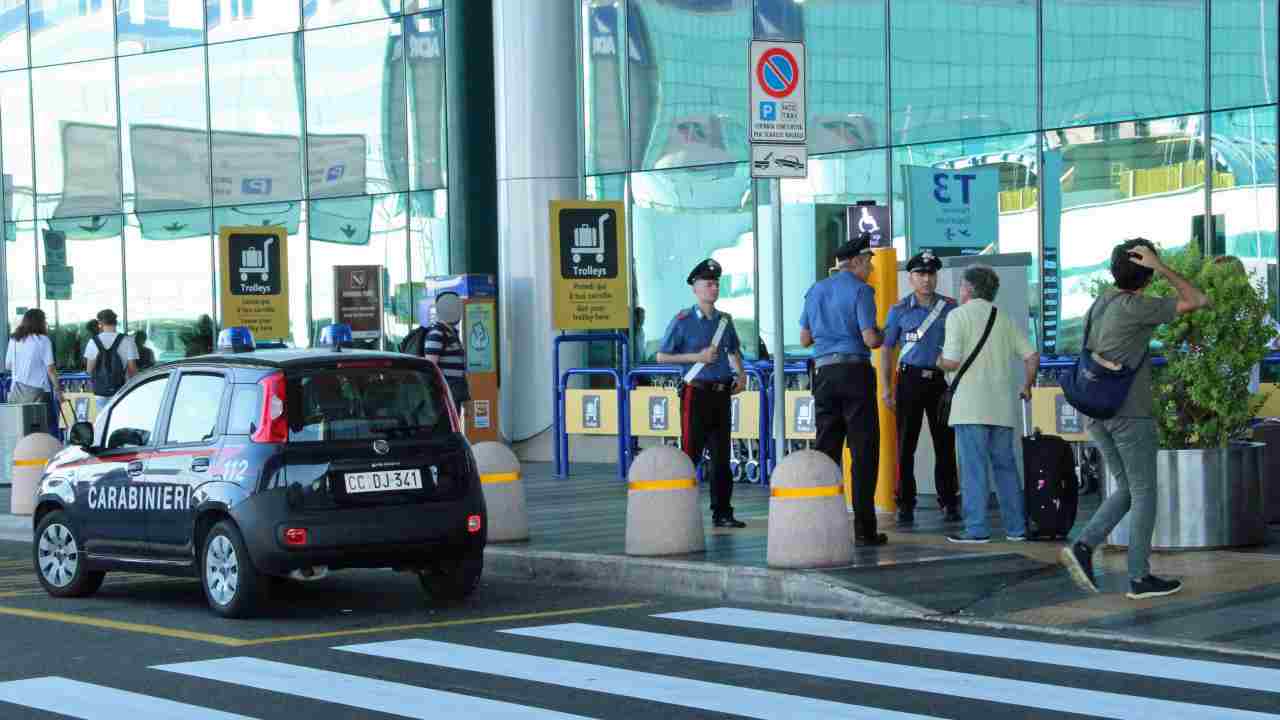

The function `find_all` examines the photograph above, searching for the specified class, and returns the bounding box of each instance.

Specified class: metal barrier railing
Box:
[551,332,629,479]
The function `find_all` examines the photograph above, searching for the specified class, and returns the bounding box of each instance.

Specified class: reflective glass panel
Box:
[120,47,212,215]
[30,0,114,66]
[890,0,1035,145]
[4,222,37,355]
[405,10,446,190]
[1211,0,1278,109]
[206,0,300,43]
[117,0,205,55]
[126,210,214,362]
[309,193,408,349]
[1209,107,1278,320]
[629,0,751,171]
[801,0,886,152]
[305,0,401,29]
[407,188,446,325]
[632,162,756,362]
[208,34,305,206]
[39,215,126,370]
[1044,0,1206,129]
[0,1,28,70]
[305,18,407,197]
[0,69,34,221]
[765,149,888,358]
[583,0,627,174]
[1044,115,1205,354]
[31,59,121,224]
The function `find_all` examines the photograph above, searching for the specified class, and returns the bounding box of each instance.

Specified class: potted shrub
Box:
[1093,246,1275,548]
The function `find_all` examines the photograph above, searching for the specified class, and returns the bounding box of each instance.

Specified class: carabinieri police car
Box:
[30,326,486,618]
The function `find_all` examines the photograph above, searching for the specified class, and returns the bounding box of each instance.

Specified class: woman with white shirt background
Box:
[4,308,59,433]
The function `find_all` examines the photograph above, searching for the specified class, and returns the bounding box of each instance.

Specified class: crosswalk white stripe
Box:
[152,657,590,720]
[506,623,1280,720]
[0,677,256,720]
[658,607,1280,694]
[337,638,944,720]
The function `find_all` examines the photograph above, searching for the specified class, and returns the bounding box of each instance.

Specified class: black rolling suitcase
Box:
[1021,399,1079,540]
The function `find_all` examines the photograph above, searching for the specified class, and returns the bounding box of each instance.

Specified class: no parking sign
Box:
[749,40,806,144]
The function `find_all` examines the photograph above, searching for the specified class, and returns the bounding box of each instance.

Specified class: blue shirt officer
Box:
[657,258,748,528]
[880,250,960,524]
[799,233,886,546]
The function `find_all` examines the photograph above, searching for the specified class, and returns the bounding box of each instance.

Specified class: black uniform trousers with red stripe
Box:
[895,365,959,511]
[681,383,734,519]
[813,362,880,540]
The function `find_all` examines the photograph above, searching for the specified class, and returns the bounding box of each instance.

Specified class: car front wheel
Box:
[33,511,105,598]
[202,520,266,618]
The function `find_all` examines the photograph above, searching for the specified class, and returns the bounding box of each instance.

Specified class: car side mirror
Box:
[68,422,94,449]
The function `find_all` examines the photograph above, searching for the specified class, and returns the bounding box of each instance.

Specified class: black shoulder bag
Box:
[937,307,998,423]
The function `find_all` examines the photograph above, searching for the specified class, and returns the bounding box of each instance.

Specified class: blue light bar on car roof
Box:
[216,327,255,353]
[318,323,353,350]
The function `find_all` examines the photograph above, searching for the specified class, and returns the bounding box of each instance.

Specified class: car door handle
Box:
[191,457,210,472]
[127,460,144,477]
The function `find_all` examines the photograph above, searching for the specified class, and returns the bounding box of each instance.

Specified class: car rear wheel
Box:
[33,511,105,598]
[202,520,266,618]
[418,544,483,602]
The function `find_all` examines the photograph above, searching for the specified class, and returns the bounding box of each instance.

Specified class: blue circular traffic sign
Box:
[756,47,799,99]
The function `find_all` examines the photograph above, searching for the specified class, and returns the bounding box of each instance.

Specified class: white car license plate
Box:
[344,469,423,494]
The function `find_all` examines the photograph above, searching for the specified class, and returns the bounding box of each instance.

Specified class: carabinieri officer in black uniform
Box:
[799,233,886,546]
[657,258,750,528]
[880,251,961,525]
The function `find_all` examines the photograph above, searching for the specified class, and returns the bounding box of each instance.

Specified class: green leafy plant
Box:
[1144,248,1275,448]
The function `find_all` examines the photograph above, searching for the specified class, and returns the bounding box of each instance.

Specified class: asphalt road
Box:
[1,539,1279,719]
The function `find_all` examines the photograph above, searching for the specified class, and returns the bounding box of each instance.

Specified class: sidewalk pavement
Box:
[5,465,1280,659]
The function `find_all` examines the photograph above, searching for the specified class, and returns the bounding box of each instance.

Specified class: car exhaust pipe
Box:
[288,565,330,582]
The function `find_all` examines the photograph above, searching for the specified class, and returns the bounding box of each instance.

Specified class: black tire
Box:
[33,511,105,598]
[201,520,266,619]
[418,544,483,602]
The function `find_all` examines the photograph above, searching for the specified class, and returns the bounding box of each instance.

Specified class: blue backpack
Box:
[1059,292,1149,420]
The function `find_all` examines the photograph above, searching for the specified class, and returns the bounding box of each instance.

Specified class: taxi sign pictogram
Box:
[749,40,806,144]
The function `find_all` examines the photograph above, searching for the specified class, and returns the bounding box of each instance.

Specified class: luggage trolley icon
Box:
[239,237,274,282]
[572,213,610,265]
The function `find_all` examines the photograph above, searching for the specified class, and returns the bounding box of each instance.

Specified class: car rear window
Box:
[287,366,449,442]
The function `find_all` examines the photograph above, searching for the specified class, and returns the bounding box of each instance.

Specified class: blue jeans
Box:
[954,424,1026,538]
[1077,417,1157,580]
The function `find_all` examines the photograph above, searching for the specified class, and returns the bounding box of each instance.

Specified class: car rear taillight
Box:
[284,527,308,546]
[467,515,482,534]
[252,371,288,443]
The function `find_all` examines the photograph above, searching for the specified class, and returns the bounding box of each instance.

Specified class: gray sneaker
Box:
[1060,541,1099,593]
[1127,575,1183,599]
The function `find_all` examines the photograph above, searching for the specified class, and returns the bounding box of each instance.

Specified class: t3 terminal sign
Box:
[749,40,805,144]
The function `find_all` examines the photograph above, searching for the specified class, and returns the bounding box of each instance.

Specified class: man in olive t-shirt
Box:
[1060,239,1208,600]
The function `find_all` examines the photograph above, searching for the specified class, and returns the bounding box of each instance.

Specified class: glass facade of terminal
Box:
[0,0,449,367]
[583,0,1279,362]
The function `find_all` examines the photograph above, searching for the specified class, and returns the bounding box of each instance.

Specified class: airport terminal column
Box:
[492,0,581,447]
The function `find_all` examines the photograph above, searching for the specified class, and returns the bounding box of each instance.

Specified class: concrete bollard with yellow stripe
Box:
[11,433,60,516]
[625,446,705,556]
[767,450,853,569]
[471,441,529,542]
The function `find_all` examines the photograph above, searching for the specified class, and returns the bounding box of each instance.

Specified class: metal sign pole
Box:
[771,177,787,467]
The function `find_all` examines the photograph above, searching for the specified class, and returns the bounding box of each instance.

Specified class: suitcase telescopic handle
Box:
[1021,394,1035,439]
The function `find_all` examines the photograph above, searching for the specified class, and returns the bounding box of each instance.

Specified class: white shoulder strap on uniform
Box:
[899,298,946,362]
[683,316,730,383]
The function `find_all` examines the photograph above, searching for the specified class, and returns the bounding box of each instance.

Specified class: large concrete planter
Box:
[1107,442,1266,549]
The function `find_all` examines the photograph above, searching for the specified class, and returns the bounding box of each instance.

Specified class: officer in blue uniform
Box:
[800,233,886,546]
[881,251,961,525]
[657,258,750,528]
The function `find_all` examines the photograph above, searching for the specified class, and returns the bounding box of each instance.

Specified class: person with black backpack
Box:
[84,309,139,402]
